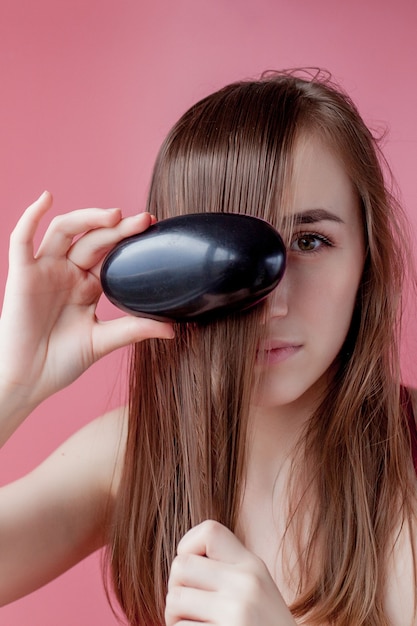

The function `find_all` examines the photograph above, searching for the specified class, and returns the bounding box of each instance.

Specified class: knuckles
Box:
[165,583,184,608]
[168,553,192,587]
[177,518,226,554]
[190,518,230,542]
[191,518,224,537]
[196,518,226,544]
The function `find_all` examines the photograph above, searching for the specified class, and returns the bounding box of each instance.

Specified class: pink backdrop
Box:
[1,1,416,623]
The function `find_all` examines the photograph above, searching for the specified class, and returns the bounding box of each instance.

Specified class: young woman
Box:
[0,71,416,626]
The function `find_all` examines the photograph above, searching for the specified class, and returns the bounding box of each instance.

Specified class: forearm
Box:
[0,382,39,448]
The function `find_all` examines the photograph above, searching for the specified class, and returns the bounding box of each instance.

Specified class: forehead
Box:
[287,134,359,223]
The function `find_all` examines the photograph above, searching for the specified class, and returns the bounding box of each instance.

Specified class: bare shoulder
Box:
[48,404,128,500]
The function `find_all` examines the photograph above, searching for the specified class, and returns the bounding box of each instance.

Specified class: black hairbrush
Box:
[100,213,286,322]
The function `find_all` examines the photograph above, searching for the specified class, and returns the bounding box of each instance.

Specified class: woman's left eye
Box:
[290,233,332,253]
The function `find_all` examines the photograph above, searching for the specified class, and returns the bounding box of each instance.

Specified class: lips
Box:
[256,340,302,365]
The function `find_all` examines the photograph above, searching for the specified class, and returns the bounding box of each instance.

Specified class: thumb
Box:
[92,316,174,359]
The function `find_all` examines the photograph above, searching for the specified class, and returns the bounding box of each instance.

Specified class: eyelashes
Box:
[289,231,334,254]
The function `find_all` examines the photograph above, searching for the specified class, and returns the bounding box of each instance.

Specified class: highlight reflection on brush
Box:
[100,213,286,322]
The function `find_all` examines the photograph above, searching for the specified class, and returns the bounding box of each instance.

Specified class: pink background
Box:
[1,0,416,624]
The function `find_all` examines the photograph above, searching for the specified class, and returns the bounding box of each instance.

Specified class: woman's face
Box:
[255,135,366,412]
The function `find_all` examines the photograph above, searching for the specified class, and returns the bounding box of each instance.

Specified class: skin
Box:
[0,136,416,625]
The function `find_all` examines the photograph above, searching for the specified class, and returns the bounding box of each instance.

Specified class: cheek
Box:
[294,259,362,338]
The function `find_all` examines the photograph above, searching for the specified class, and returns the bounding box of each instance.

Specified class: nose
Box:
[268,273,289,319]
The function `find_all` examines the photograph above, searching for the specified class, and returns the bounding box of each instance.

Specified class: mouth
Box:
[256,341,302,366]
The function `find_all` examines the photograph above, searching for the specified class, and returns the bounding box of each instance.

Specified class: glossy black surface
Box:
[100,213,286,322]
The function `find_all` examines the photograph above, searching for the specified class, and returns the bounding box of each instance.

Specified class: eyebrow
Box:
[289,208,345,225]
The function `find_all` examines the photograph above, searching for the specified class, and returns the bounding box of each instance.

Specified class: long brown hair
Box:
[108,70,416,625]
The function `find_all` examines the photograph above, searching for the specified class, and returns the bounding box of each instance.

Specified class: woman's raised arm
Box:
[0,192,174,445]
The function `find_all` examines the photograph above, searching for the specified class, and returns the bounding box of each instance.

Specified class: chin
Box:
[253,372,331,412]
